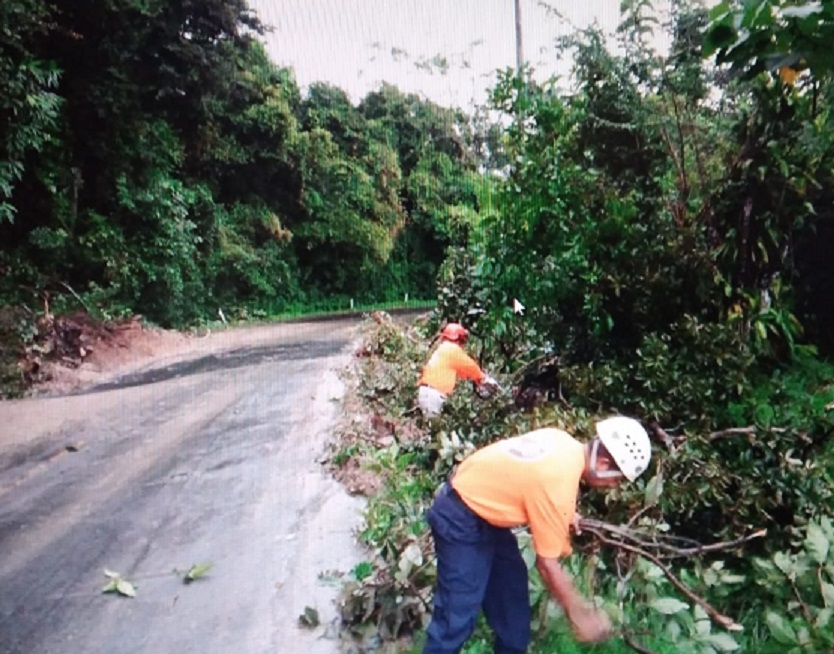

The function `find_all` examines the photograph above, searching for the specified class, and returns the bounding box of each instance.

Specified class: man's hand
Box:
[536,555,612,645]
[571,512,582,535]
[569,604,613,644]
[482,375,500,389]
[475,375,501,399]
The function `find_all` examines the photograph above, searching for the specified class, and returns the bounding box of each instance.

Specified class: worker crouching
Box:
[417,323,499,419]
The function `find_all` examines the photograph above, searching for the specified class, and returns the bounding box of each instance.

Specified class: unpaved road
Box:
[0,319,368,654]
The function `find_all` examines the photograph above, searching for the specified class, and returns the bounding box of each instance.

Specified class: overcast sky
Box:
[248,0,674,110]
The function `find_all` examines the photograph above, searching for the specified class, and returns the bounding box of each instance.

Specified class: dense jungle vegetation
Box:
[0,0,495,392]
[326,1,834,653]
[3,0,834,652]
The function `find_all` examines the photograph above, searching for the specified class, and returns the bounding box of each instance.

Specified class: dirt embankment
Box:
[1,308,428,399]
[0,309,195,398]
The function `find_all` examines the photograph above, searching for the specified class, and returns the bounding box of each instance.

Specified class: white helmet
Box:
[596,417,651,481]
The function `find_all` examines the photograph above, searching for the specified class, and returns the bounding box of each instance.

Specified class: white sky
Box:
[249,0,675,110]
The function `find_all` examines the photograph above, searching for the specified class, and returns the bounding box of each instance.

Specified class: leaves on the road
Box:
[184,562,213,583]
[102,569,137,598]
[172,561,214,584]
[298,606,320,628]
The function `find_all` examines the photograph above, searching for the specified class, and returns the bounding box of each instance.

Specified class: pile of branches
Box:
[577,517,767,652]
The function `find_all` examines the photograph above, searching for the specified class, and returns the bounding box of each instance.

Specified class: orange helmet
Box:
[440,323,469,343]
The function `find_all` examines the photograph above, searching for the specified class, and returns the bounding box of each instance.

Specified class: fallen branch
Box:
[579,518,766,559]
[709,425,811,445]
[648,422,678,450]
[58,281,92,314]
[581,525,744,632]
[708,426,757,441]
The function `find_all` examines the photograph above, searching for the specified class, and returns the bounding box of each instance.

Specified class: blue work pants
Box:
[423,483,531,654]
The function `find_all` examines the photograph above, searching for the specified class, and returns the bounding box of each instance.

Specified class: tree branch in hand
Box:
[580,524,745,632]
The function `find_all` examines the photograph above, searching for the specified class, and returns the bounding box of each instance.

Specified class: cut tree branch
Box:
[709,425,811,445]
[579,518,766,559]
[581,525,744,632]
[58,281,92,314]
[708,426,756,440]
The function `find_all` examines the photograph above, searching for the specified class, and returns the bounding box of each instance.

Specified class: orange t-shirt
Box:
[451,428,586,558]
[419,341,485,395]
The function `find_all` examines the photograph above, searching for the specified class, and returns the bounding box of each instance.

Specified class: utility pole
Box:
[514,0,524,76]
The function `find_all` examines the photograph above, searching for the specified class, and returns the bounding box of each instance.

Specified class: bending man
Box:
[423,416,652,653]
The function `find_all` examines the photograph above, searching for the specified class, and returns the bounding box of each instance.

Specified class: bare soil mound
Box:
[0,308,189,398]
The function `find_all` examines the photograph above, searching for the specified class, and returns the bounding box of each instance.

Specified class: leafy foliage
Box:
[704,0,834,79]
[0,1,477,332]
[751,517,834,652]
[102,568,136,598]
[329,3,834,653]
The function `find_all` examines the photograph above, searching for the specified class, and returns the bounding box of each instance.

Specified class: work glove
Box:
[475,375,501,399]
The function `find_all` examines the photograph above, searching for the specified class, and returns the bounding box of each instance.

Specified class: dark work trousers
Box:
[423,483,531,654]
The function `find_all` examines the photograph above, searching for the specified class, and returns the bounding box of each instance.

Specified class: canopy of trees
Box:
[0,0,487,327]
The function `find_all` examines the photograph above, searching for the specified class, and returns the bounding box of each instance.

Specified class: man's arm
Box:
[536,555,612,643]
[449,346,486,383]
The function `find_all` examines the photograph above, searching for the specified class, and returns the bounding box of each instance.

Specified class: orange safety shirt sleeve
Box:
[448,345,486,383]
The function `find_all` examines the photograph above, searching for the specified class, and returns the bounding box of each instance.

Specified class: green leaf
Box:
[805,521,830,564]
[102,569,135,597]
[696,617,712,636]
[781,3,823,19]
[743,1,775,29]
[704,633,741,652]
[755,321,768,340]
[815,607,832,629]
[821,582,834,608]
[298,606,320,628]
[708,1,731,21]
[773,551,795,576]
[185,562,213,583]
[766,611,797,645]
[353,561,374,581]
[649,597,690,615]
[115,578,136,597]
[644,473,664,507]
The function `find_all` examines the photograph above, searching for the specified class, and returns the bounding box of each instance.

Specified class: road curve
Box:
[0,319,367,654]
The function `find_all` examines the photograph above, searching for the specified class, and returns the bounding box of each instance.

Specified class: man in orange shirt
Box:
[422,417,652,653]
[418,323,498,419]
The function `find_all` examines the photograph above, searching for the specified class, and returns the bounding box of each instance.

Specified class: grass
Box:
[188,297,436,332]
[270,297,436,321]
